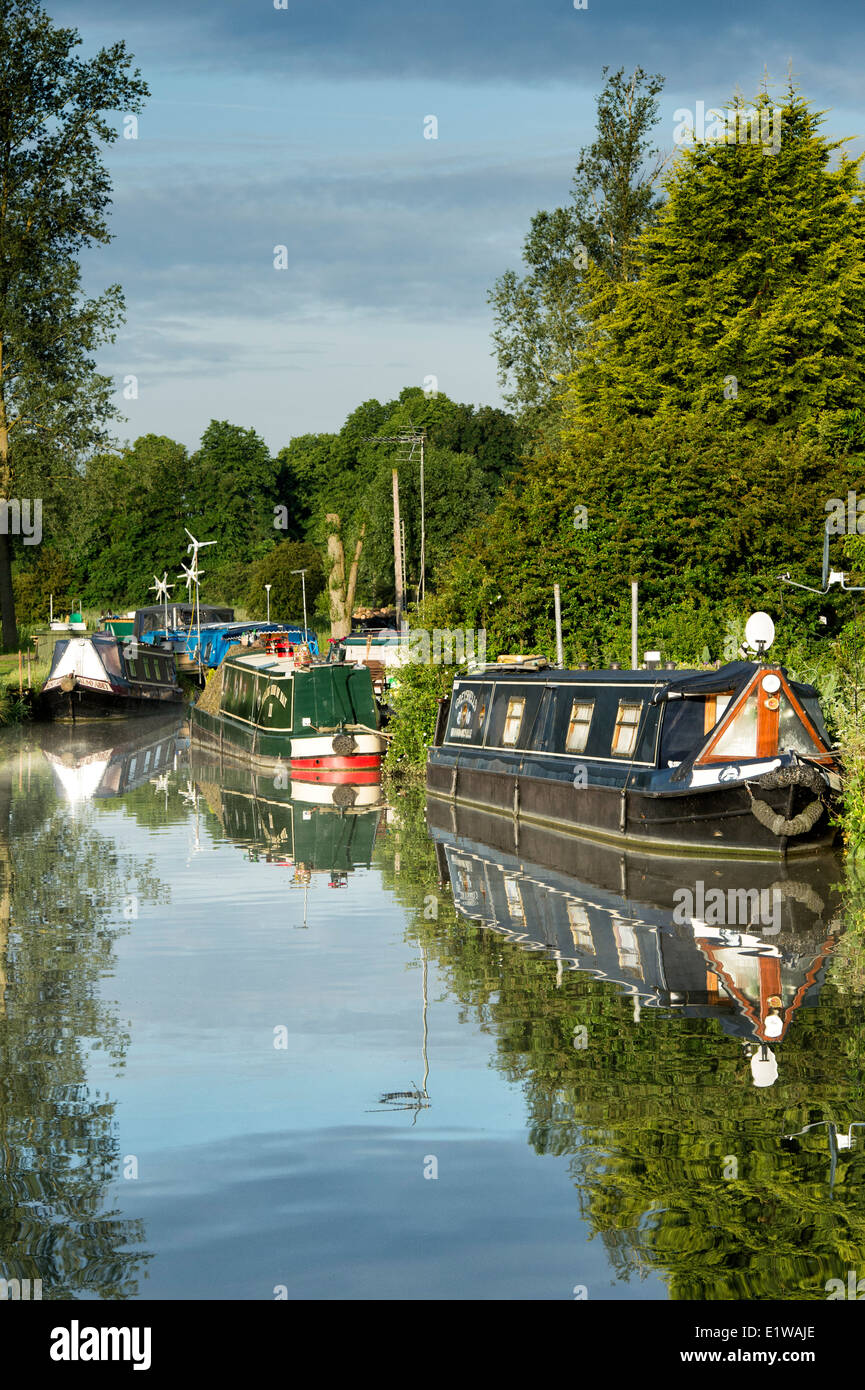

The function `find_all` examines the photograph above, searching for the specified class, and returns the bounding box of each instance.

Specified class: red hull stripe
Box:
[290,755,382,770]
[289,768,382,785]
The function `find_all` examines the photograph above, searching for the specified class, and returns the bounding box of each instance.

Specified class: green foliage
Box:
[276,386,523,609]
[243,540,324,623]
[12,545,73,624]
[488,65,665,415]
[431,84,865,685]
[187,420,279,582]
[0,0,149,643]
[384,658,455,770]
[565,90,865,433]
[72,435,191,606]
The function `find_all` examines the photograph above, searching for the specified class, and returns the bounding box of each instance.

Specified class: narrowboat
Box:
[426,656,841,858]
[40,635,184,721]
[190,641,387,778]
[429,800,843,1064]
[133,602,234,640]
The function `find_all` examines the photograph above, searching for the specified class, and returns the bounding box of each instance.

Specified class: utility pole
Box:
[291,568,309,638]
[392,471,403,627]
[554,583,563,667]
[631,580,639,669]
[364,430,426,611]
[419,435,425,602]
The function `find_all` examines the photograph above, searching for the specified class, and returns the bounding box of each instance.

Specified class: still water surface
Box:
[1,717,863,1300]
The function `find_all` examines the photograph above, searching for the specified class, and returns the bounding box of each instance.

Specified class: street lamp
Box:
[291,569,308,640]
[265,583,272,623]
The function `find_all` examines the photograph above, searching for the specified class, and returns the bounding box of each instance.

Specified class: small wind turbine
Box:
[150,572,174,636]
[182,530,217,675]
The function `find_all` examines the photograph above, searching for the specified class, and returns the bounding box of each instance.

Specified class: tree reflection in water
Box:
[376,780,865,1300]
[0,736,166,1299]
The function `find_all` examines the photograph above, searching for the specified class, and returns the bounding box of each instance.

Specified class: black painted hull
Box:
[39,685,185,723]
[425,752,839,858]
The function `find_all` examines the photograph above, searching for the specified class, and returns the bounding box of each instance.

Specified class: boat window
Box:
[567,902,594,954]
[612,701,643,756]
[565,699,594,753]
[659,695,732,766]
[502,697,526,746]
[712,692,759,758]
[613,919,641,977]
[778,693,824,754]
[800,695,831,747]
[503,876,525,923]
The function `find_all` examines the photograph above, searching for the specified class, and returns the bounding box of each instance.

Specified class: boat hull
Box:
[426,751,839,858]
[39,683,184,723]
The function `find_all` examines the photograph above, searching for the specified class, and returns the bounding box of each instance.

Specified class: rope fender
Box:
[745,765,829,837]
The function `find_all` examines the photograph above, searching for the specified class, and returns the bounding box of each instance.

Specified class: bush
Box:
[384,659,456,771]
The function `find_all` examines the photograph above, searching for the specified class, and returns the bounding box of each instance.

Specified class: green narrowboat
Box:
[190,647,387,780]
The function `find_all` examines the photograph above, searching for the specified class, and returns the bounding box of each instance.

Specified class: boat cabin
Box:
[435,660,832,772]
[427,660,839,855]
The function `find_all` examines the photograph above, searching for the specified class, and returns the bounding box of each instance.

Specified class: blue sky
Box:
[48,0,864,450]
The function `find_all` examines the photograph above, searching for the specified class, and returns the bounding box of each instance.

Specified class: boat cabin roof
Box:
[444,660,831,768]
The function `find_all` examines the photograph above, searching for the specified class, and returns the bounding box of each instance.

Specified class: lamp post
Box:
[265,583,272,623]
[291,568,308,639]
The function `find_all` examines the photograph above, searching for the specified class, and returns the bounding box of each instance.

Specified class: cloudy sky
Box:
[49,0,863,451]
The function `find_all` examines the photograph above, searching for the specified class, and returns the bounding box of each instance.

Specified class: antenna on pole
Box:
[780,519,865,594]
[363,429,427,608]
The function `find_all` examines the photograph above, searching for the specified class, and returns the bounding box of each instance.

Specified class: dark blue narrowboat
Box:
[426,657,841,858]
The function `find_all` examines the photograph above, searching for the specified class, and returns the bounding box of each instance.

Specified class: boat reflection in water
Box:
[38,715,187,802]
[190,747,386,894]
[427,799,844,1086]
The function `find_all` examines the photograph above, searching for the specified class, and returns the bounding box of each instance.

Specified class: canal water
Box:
[1,715,863,1301]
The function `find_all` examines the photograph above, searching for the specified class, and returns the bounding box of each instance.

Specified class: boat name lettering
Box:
[262,683,288,708]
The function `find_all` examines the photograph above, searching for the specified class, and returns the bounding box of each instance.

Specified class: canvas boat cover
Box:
[651,661,820,704]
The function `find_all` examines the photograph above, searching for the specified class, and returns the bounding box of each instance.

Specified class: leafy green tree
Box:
[187,421,278,583]
[431,87,865,666]
[275,387,523,611]
[488,66,665,416]
[0,0,148,646]
[72,434,190,607]
[244,539,324,624]
[565,89,865,434]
